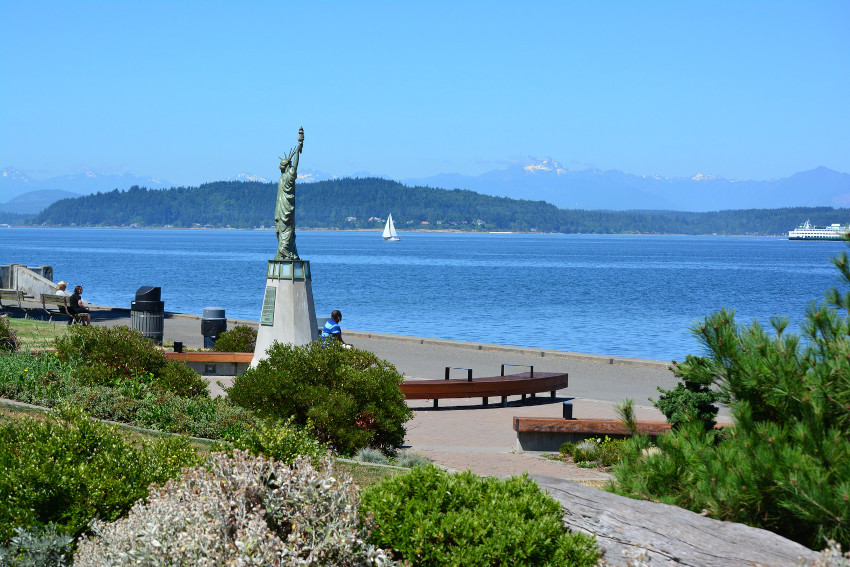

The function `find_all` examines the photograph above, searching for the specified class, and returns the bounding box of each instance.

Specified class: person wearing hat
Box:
[55,281,70,296]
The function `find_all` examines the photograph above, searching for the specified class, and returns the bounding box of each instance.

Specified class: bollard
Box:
[173,341,183,353]
[562,401,573,420]
[201,307,226,349]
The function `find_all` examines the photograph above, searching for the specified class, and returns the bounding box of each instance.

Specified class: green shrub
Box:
[570,437,625,467]
[212,324,257,352]
[227,341,412,456]
[0,315,18,353]
[355,447,388,464]
[154,359,209,397]
[74,451,398,566]
[212,416,329,465]
[596,436,626,467]
[559,441,576,456]
[0,349,255,440]
[393,450,432,468]
[653,356,721,430]
[0,405,202,540]
[129,391,256,439]
[571,439,598,463]
[0,524,73,567]
[615,398,639,436]
[54,325,208,398]
[360,465,599,566]
[612,303,850,549]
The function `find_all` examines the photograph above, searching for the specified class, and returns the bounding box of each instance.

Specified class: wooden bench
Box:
[513,417,726,451]
[40,293,89,324]
[401,364,569,408]
[0,289,37,318]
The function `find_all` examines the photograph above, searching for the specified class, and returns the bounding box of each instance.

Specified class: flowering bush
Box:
[74,450,398,566]
[227,340,411,455]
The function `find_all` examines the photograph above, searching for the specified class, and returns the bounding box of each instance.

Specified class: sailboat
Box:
[382,214,401,241]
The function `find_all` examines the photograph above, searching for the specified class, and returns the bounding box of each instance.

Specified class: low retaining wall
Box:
[1,264,55,297]
[164,351,252,376]
[513,417,673,451]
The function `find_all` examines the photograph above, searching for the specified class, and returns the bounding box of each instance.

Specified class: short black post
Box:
[563,401,574,420]
[173,341,183,353]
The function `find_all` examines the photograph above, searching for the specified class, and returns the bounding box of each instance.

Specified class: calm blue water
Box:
[3,228,846,361]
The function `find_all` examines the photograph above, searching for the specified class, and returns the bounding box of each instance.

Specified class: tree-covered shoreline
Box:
[21,177,850,235]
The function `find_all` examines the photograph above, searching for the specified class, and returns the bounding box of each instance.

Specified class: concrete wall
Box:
[1,264,56,297]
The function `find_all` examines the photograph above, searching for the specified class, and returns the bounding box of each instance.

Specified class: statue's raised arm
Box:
[274,127,305,261]
[292,126,304,171]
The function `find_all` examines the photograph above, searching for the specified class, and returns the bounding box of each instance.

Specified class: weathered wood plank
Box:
[532,475,820,567]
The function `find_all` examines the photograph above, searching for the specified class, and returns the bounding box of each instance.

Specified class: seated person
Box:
[55,281,70,296]
[67,285,91,326]
[320,310,346,344]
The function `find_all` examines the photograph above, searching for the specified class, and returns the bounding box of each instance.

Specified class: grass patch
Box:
[335,459,408,488]
[6,317,69,350]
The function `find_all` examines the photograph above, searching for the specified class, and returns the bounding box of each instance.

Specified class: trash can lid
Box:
[202,307,226,319]
[135,286,161,301]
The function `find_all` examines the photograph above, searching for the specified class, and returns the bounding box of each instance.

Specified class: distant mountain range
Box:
[404,160,850,212]
[0,167,335,213]
[0,168,173,213]
[3,161,850,215]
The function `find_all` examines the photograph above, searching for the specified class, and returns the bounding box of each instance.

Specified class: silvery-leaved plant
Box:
[74,450,398,566]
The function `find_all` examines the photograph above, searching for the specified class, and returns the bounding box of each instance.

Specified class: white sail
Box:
[382,214,400,241]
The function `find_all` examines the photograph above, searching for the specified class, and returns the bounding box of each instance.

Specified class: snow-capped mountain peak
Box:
[522,158,567,175]
[2,168,31,182]
[691,173,718,182]
[232,173,270,183]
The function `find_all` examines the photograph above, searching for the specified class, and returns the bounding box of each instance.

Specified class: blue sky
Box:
[2,1,848,187]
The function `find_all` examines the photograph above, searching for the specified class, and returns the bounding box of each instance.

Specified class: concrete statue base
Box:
[251,259,318,367]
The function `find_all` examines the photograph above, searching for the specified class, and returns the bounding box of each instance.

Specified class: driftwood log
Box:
[532,475,820,567]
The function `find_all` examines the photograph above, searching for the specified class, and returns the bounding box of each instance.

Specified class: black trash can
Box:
[201,307,226,349]
[131,286,164,344]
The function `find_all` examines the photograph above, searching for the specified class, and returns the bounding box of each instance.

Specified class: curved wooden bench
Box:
[401,365,568,408]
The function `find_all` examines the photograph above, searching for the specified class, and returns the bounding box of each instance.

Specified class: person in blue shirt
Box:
[320,310,346,344]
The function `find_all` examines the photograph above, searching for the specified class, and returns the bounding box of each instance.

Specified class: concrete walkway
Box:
[86,307,682,479]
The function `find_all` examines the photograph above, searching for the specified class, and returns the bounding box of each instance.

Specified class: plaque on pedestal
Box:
[251,259,318,367]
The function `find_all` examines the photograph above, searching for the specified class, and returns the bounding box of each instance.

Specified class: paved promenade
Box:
[89,307,681,479]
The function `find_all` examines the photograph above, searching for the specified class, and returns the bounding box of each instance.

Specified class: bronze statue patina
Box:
[274,127,304,260]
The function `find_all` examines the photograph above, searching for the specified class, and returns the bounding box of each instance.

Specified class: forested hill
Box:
[30,177,850,235]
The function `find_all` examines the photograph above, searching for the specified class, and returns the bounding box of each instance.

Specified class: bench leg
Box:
[551,390,556,398]
[501,396,507,407]
[433,399,438,409]
[482,397,488,407]
[521,394,527,402]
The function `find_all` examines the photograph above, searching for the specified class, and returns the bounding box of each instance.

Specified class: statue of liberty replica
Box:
[252,126,318,366]
[274,126,304,260]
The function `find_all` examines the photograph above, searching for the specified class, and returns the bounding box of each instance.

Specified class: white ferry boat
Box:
[788,220,850,241]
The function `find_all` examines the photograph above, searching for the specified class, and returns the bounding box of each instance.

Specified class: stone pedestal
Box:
[251,259,318,367]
